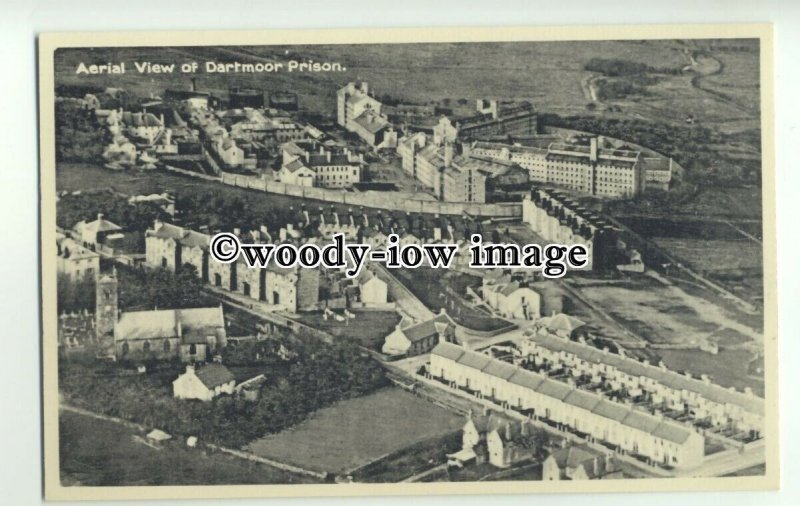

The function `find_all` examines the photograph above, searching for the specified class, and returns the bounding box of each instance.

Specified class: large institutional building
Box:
[278,140,363,188]
[435,100,538,142]
[522,187,619,270]
[469,138,647,198]
[336,82,398,150]
[429,341,706,469]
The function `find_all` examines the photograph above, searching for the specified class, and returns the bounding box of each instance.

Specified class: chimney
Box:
[444,142,454,167]
[160,113,165,126]
[260,225,271,241]
[233,227,241,236]
[303,209,310,227]
[701,374,711,385]
[744,387,754,397]
[97,213,104,221]
[589,137,598,163]
[186,364,195,374]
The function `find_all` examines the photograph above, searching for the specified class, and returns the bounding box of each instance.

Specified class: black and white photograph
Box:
[37,25,778,500]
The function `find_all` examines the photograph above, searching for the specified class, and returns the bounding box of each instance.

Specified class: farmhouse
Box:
[73,213,123,247]
[56,236,100,281]
[382,311,457,357]
[428,342,705,469]
[173,363,236,402]
[482,280,542,321]
[542,446,622,480]
[453,411,538,468]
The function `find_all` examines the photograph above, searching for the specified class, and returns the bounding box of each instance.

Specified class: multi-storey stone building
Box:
[336,82,397,149]
[470,137,646,198]
[522,187,619,270]
[278,140,363,188]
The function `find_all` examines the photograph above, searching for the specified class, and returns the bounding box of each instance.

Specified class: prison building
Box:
[470,137,645,198]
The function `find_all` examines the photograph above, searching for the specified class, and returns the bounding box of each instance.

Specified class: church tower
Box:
[95,268,118,338]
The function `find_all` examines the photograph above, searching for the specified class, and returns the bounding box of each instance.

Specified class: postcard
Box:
[39,24,777,500]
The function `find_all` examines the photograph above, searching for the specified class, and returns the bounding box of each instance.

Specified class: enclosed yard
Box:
[247,387,464,475]
[294,309,401,350]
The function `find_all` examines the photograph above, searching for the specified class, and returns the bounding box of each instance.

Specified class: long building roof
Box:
[524,330,764,416]
[430,341,697,445]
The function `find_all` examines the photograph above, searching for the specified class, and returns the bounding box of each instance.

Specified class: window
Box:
[121,342,129,354]
[188,344,197,355]
[163,340,171,352]
[143,341,151,353]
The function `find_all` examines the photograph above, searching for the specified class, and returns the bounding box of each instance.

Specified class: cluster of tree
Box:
[595,75,659,101]
[174,190,291,233]
[57,192,169,232]
[55,101,110,163]
[57,272,96,313]
[585,58,682,77]
[59,334,387,448]
[117,264,210,312]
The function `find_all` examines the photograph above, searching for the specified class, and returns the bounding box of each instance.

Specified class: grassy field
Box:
[294,309,401,350]
[59,410,318,486]
[246,387,464,475]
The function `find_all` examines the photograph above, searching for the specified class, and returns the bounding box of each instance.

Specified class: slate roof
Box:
[194,364,235,389]
[402,313,454,343]
[116,306,224,342]
[526,329,764,416]
[431,341,465,361]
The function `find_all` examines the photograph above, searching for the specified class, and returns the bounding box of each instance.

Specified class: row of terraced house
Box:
[428,341,706,469]
[518,325,764,439]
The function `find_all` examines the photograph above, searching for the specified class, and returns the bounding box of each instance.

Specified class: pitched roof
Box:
[526,328,764,416]
[651,421,693,444]
[550,446,597,470]
[431,341,465,361]
[563,389,602,411]
[456,350,493,370]
[116,306,224,342]
[194,364,235,389]
[535,378,572,400]
[75,215,122,236]
[508,369,543,390]
[402,313,454,343]
[481,359,518,380]
[620,410,661,433]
